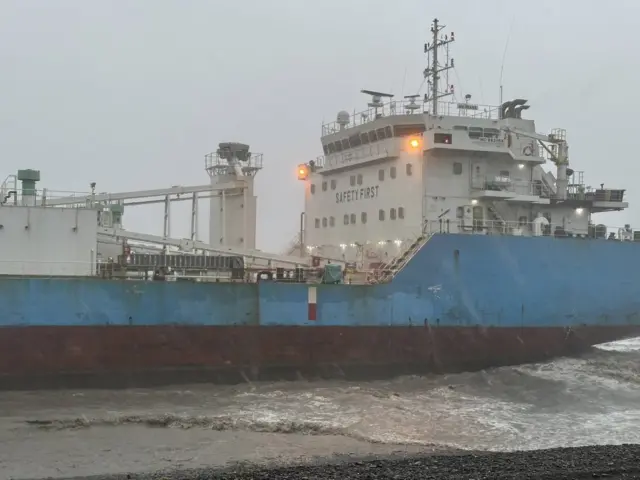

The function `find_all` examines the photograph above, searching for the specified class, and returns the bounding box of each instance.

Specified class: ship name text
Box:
[336,186,379,203]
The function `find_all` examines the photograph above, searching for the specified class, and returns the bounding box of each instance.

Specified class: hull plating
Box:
[1,234,640,389]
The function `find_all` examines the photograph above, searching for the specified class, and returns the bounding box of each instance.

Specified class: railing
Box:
[0,188,128,208]
[322,142,392,170]
[204,151,263,175]
[322,100,501,135]
[422,218,637,240]
[471,176,552,198]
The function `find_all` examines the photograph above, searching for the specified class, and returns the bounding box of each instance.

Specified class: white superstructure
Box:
[298,18,628,270]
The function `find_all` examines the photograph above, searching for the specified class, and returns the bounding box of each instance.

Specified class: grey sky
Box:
[1,0,638,252]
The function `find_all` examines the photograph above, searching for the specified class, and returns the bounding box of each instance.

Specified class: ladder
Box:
[372,234,432,283]
[486,201,506,231]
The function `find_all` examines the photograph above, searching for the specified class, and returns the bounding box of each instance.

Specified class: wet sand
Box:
[2,426,439,479]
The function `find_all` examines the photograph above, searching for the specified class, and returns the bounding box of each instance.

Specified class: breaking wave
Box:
[22,338,640,451]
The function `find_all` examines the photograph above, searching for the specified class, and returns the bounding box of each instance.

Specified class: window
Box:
[341,139,350,150]
[322,181,327,191]
[390,166,397,179]
[406,163,413,176]
[322,217,327,227]
[376,128,386,140]
[361,212,367,224]
[349,134,362,148]
[350,213,356,224]
[379,209,385,221]
[357,173,363,185]
[368,130,378,142]
[500,170,510,178]
[394,124,426,137]
[328,143,336,154]
[350,175,356,186]
[310,184,316,194]
[335,141,343,152]
[456,206,464,218]
[343,214,349,225]
[434,133,452,144]
[378,169,385,181]
[384,126,393,138]
[331,179,337,190]
[390,208,397,220]
[453,162,462,175]
[322,144,329,155]
[329,216,335,227]
[360,132,370,144]
[398,207,405,219]
[315,218,320,228]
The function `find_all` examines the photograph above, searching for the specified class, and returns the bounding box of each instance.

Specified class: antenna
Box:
[423,18,454,115]
[360,89,394,119]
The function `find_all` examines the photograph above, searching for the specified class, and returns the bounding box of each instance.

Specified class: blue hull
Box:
[1,234,639,389]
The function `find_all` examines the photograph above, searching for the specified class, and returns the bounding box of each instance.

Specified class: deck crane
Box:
[501,126,570,200]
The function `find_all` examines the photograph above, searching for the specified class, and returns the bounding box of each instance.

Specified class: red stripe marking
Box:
[308,303,317,321]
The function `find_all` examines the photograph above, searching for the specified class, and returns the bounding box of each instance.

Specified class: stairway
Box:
[372,234,432,283]
[486,201,506,231]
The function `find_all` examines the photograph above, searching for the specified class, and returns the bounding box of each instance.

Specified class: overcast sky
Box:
[1,0,638,252]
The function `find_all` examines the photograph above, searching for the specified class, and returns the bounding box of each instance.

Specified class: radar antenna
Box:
[423,18,455,115]
[360,89,394,119]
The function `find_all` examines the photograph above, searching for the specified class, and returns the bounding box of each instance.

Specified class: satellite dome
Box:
[336,110,350,127]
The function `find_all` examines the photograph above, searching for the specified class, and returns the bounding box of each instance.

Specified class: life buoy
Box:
[522,144,534,156]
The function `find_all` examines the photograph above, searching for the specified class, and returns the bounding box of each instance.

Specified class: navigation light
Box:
[297,164,309,180]
[409,138,421,149]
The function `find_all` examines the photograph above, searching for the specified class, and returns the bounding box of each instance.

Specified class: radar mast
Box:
[423,18,455,115]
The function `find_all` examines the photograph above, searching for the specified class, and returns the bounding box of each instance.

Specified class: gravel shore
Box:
[41,444,640,480]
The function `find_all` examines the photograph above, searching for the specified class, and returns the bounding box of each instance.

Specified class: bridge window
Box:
[376,128,386,140]
[406,163,413,176]
[384,126,393,138]
[394,124,426,137]
[360,133,370,145]
[349,134,362,148]
[398,207,405,219]
[390,208,397,220]
[350,175,356,186]
[357,173,363,185]
[322,217,327,227]
[453,162,462,175]
[350,213,356,224]
[315,218,320,228]
[310,184,316,194]
[322,181,327,191]
[323,144,329,155]
[341,139,350,150]
[390,166,397,179]
[456,206,464,218]
[368,130,378,142]
[378,169,385,181]
[331,179,337,190]
[328,143,336,154]
[335,141,343,152]
[361,212,367,224]
[468,127,483,139]
[343,214,349,225]
[379,209,385,221]
[484,128,500,139]
[330,216,335,227]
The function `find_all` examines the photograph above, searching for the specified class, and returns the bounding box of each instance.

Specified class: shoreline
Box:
[23,445,640,480]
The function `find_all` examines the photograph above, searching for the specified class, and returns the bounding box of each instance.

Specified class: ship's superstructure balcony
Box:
[321,99,501,136]
[471,175,551,204]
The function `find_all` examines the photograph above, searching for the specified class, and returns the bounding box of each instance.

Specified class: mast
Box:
[424,18,455,115]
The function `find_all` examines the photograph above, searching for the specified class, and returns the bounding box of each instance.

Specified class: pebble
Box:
[46,445,640,480]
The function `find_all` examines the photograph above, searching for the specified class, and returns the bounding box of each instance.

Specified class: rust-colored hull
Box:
[1,325,638,390]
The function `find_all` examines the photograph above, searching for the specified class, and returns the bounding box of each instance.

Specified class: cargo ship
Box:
[1,19,639,390]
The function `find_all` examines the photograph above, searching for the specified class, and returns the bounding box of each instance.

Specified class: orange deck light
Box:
[409,138,420,149]
[297,163,309,180]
